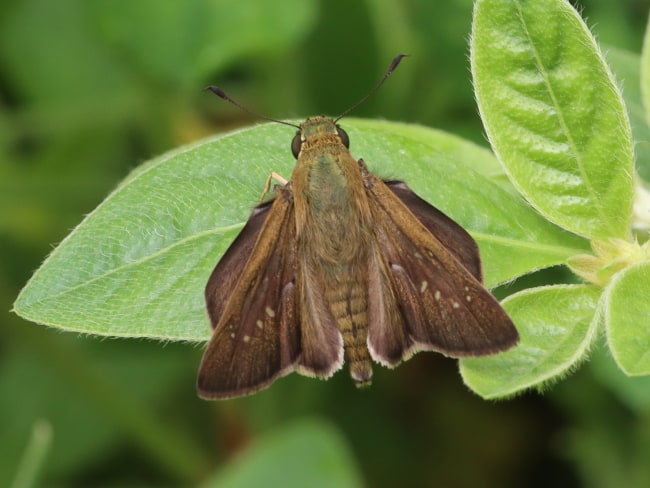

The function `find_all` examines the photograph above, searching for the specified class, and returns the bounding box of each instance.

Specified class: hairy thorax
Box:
[293,141,372,267]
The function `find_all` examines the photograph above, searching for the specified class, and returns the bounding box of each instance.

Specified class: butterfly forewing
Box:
[385,180,482,281]
[198,193,301,399]
[365,172,518,366]
[204,200,274,327]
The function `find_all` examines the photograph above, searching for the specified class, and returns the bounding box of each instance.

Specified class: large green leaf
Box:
[14,120,586,340]
[472,0,634,239]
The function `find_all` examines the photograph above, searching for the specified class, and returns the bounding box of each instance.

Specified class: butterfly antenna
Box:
[205,86,300,129]
[334,54,409,123]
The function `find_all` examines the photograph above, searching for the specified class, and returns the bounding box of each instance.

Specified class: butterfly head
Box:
[291,116,350,158]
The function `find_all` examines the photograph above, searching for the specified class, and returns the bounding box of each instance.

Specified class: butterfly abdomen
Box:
[325,268,373,386]
[293,128,380,386]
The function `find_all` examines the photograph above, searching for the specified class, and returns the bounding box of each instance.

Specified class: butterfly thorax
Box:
[291,117,375,385]
[292,117,373,263]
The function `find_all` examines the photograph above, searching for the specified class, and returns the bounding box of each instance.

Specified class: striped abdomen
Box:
[325,267,372,386]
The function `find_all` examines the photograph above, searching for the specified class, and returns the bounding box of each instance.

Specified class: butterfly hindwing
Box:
[295,261,345,378]
[365,172,518,367]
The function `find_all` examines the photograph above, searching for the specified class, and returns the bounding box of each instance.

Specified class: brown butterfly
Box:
[198,55,518,399]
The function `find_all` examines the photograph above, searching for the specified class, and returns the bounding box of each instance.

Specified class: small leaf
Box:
[14,120,586,340]
[460,285,601,399]
[567,239,650,286]
[605,261,650,375]
[199,420,363,488]
[472,0,634,239]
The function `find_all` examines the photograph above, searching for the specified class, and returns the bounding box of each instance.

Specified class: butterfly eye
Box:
[291,132,303,158]
[336,125,350,148]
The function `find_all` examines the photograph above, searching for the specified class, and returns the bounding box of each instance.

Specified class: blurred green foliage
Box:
[2,0,650,486]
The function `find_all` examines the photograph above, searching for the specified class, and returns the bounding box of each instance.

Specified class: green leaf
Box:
[460,285,601,399]
[14,120,586,340]
[605,261,650,375]
[199,419,363,488]
[472,0,634,239]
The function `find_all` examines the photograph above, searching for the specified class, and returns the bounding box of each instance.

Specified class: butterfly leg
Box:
[259,172,289,203]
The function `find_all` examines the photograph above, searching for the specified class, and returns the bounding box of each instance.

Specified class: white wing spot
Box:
[452,301,460,309]
[464,286,469,291]
[256,319,264,329]
[265,307,276,318]
[230,333,235,339]
[243,335,251,343]
[434,290,441,301]
[420,281,428,293]
[466,295,472,302]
